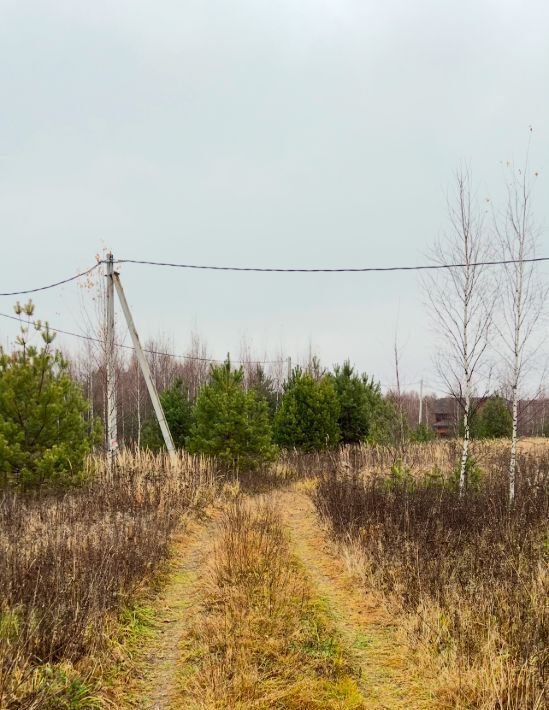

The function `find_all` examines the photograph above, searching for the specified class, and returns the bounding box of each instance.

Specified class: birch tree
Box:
[425,169,494,494]
[494,157,546,502]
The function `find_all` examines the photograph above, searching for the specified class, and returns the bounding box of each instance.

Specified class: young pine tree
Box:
[367,395,408,445]
[187,360,275,469]
[476,395,512,439]
[331,361,386,444]
[247,364,278,419]
[141,379,193,450]
[0,301,100,488]
[274,368,340,451]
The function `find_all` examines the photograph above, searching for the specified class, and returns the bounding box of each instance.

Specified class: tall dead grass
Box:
[0,450,217,709]
[178,497,365,709]
[314,442,548,708]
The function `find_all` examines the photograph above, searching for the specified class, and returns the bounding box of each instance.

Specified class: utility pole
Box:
[105,253,118,463]
[287,356,292,382]
[112,271,176,457]
[418,378,424,426]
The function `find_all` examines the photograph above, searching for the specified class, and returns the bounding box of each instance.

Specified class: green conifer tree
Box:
[477,395,512,439]
[331,361,385,443]
[141,379,193,450]
[0,301,100,488]
[367,395,407,445]
[413,422,436,442]
[187,360,275,469]
[247,364,279,418]
[274,368,340,451]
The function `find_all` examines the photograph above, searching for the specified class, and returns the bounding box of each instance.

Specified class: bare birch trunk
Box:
[424,169,493,491]
[460,392,471,494]
[394,337,407,455]
[508,216,525,503]
[494,145,545,505]
[136,363,141,449]
[459,257,472,495]
[509,387,518,501]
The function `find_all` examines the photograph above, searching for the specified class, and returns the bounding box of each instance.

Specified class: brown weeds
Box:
[314,442,549,708]
[0,450,217,708]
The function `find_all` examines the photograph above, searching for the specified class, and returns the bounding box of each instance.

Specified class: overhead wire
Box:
[0,312,283,366]
[0,263,100,297]
[113,255,549,273]
[3,255,549,297]
[1,311,443,387]
[2,252,547,380]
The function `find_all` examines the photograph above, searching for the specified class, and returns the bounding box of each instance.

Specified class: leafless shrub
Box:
[314,443,548,707]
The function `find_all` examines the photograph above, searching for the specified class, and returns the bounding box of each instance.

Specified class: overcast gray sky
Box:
[1,0,548,392]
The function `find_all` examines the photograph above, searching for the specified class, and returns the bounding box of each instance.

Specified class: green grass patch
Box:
[352,632,373,650]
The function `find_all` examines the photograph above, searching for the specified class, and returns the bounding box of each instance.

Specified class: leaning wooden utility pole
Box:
[112,270,176,457]
[105,253,118,463]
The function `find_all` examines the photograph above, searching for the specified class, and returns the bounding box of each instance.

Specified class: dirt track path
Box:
[126,489,433,709]
[127,513,217,709]
[278,488,434,709]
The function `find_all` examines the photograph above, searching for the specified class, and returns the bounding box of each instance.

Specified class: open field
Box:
[1,440,547,709]
[314,441,549,708]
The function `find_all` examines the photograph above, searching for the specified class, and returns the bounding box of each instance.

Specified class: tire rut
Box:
[278,488,434,709]
[128,513,218,709]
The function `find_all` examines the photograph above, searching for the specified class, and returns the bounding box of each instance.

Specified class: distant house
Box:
[432,397,459,438]
[431,395,513,438]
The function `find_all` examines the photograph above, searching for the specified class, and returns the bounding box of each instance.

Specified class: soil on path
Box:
[125,511,218,710]
[278,487,434,709]
[125,489,433,709]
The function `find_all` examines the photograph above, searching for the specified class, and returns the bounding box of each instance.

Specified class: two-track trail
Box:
[124,488,433,709]
[278,488,433,709]
[124,512,219,709]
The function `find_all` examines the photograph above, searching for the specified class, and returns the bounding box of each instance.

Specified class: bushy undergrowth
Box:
[0,451,216,708]
[314,444,549,708]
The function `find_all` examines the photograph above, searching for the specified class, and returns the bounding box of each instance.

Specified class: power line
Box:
[2,256,549,297]
[1,312,449,390]
[0,311,440,385]
[0,263,100,297]
[0,312,283,366]
[0,311,103,346]
[114,255,549,273]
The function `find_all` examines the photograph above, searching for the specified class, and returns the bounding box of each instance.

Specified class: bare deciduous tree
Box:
[180,332,212,401]
[494,153,547,502]
[425,169,494,493]
[393,334,408,452]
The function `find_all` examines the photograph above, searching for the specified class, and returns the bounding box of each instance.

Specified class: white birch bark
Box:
[424,169,494,494]
[495,150,545,503]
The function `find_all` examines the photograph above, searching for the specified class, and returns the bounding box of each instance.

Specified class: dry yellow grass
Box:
[175,497,367,709]
[0,450,217,709]
[6,442,543,708]
[116,510,220,709]
[314,443,548,709]
[279,488,435,709]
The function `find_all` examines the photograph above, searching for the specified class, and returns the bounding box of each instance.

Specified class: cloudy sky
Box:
[1,0,548,392]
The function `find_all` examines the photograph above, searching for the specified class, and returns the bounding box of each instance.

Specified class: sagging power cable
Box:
[113,256,549,273]
[2,255,549,296]
[0,312,283,365]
